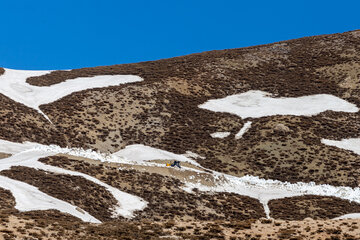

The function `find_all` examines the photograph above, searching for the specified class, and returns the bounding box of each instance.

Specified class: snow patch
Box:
[334,213,360,220]
[3,141,202,168]
[199,90,358,119]
[321,138,360,155]
[235,121,252,139]
[0,175,101,223]
[210,132,231,138]
[0,68,143,121]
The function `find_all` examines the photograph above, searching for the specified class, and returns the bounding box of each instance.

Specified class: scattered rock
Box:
[273,123,291,133]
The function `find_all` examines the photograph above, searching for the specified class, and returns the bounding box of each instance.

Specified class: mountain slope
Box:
[1,30,360,239]
[25,29,360,186]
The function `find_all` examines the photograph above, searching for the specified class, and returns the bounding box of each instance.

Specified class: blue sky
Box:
[0,0,359,70]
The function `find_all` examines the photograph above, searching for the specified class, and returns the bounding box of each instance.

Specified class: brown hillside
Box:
[31,30,360,187]
[2,30,360,240]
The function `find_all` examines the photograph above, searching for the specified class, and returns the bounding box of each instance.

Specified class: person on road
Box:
[171,160,181,168]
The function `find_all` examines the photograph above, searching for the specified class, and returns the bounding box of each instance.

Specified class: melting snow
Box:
[4,139,360,219]
[210,132,231,138]
[111,144,360,219]
[199,90,358,119]
[0,175,101,223]
[235,121,252,139]
[0,68,143,121]
[0,139,147,223]
[182,174,360,218]
[30,161,146,218]
[321,138,360,155]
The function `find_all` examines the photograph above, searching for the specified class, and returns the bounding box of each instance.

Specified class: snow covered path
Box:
[0,140,147,223]
[0,68,143,121]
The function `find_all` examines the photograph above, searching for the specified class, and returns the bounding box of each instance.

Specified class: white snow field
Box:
[210,132,231,138]
[199,90,359,119]
[0,139,147,223]
[0,68,143,121]
[321,138,360,155]
[235,121,252,139]
[2,139,360,219]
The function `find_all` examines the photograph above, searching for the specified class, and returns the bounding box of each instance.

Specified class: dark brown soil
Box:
[0,166,118,221]
[0,188,15,210]
[40,155,266,221]
[0,67,4,75]
[269,195,360,220]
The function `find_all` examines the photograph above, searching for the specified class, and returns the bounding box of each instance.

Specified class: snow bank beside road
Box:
[27,143,201,167]
[0,139,43,154]
[113,144,202,167]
